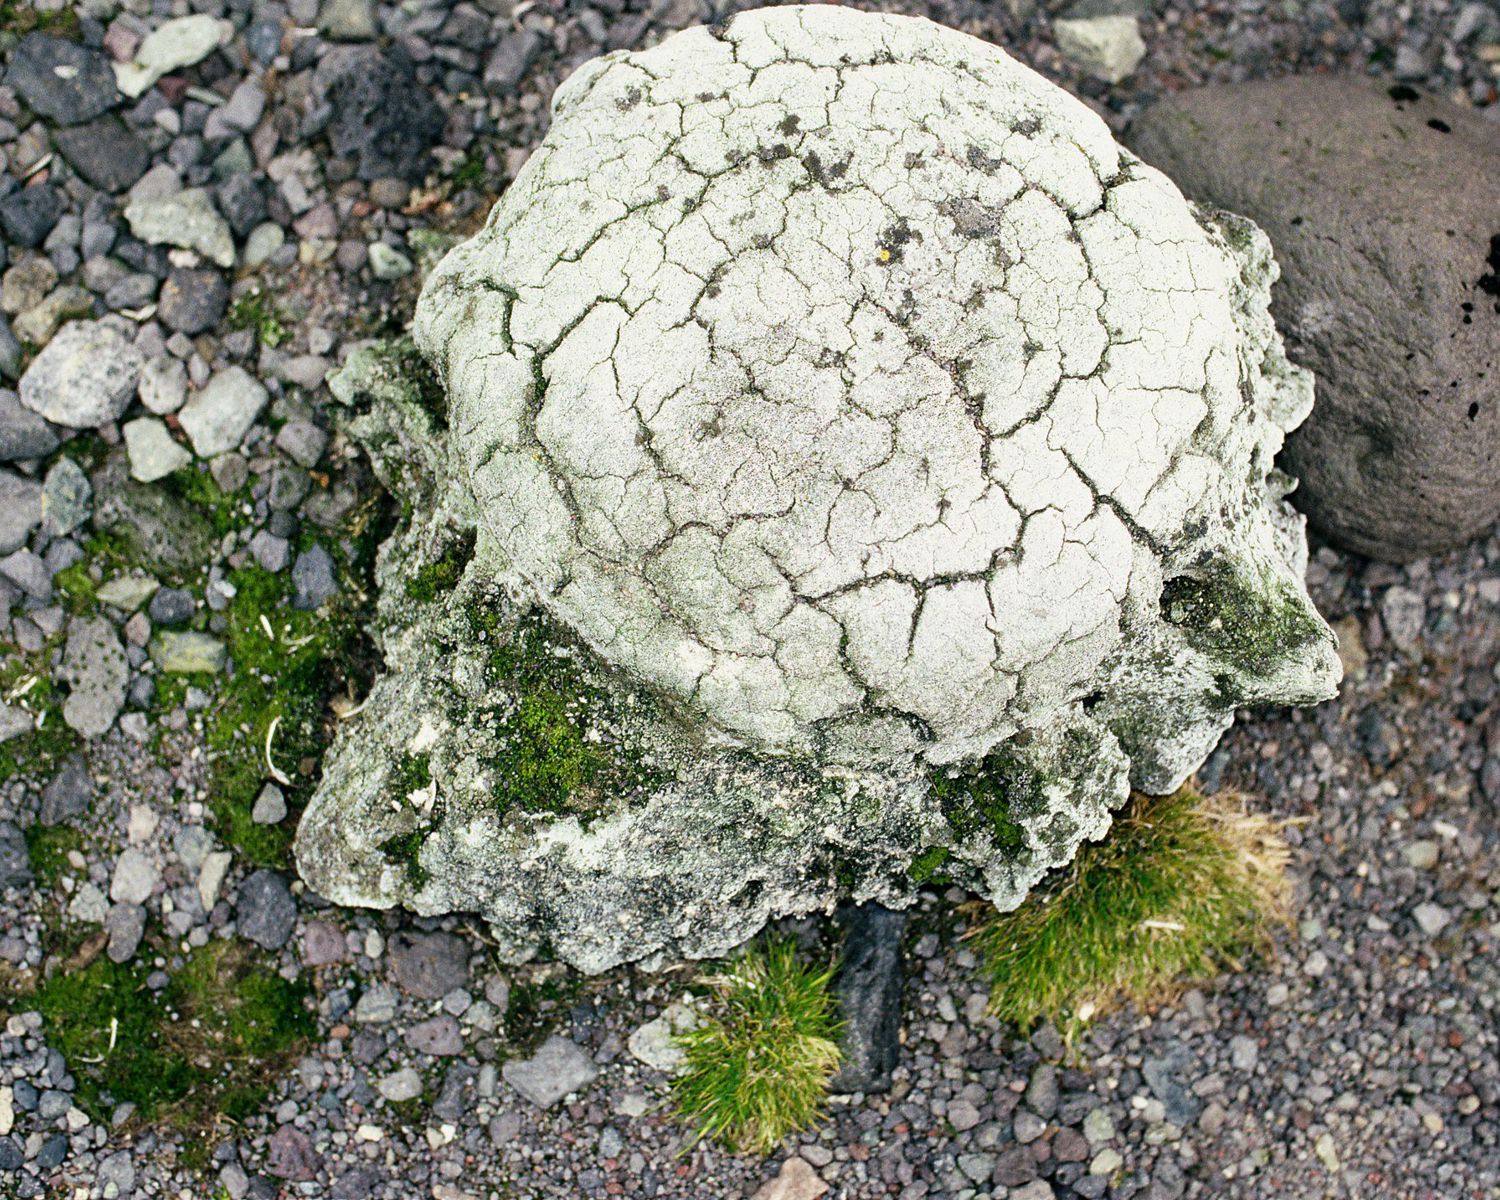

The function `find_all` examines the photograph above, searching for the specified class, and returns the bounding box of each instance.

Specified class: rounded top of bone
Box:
[415,5,1337,766]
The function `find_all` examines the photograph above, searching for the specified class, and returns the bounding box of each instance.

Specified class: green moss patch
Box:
[24,824,85,894]
[967,787,1290,1040]
[906,845,952,885]
[0,652,79,782]
[1160,558,1325,683]
[929,750,1033,853]
[53,562,99,616]
[377,829,432,889]
[161,467,253,539]
[405,531,474,602]
[227,288,290,349]
[25,939,313,1129]
[466,603,665,822]
[0,0,80,37]
[202,560,373,867]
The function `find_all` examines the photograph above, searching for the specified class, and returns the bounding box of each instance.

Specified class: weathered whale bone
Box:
[296,5,1341,973]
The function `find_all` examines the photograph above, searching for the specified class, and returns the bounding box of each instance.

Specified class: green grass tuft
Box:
[968,786,1290,1040]
[27,939,313,1130]
[672,937,843,1155]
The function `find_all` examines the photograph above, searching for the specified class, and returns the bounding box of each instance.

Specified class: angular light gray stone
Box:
[1054,15,1147,83]
[41,456,91,537]
[18,321,142,429]
[137,356,188,416]
[151,630,227,674]
[626,1000,699,1074]
[501,1035,598,1107]
[123,188,236,269]
[123,417,192,483]
[1,548,51,600]
[0,705,33,744]
[110,847,158,905]
[97,575,159,612]
[297,6,1340,973]
[177,367,268,457]
[1128,76,1500,561]
[252,783,288,825]
[0,471,42,555]
[61,617,128,738]
[377,1067,423,1102]
[113,15,225,100]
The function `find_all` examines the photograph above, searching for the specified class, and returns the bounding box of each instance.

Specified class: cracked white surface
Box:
[301,7,1342,972]
[417,5,1335,774]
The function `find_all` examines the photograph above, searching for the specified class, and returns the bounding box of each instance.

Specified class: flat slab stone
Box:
[501,1035,598,1108]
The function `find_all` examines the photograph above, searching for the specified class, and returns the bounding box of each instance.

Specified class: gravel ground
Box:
[0,0,1497,1198]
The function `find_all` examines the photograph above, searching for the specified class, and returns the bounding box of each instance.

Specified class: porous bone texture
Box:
[299,6,1340,973]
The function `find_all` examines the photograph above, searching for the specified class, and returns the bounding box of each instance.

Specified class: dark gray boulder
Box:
[1130,77,1500,562]
[5,34,119,126]
[322,48,445,183]
[53,117,151,194]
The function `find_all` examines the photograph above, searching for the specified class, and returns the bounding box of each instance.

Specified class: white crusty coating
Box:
[416,5,1333,771]
[299,7,1342,972]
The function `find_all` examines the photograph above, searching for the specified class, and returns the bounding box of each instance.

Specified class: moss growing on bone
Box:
[929,750,1035,854]
[378,829,433,889]
[1160,558,1326,683]
[464,600,666,822]
[405,531,475,603]
[906,845,952,886]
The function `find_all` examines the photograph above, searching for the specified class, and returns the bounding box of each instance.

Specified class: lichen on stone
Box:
[296,5,1340,973]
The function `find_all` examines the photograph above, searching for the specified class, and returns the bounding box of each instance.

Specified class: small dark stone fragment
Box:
[0,821,32,892]
[158,267,229,335]
[0,185,62,249]
[40,755,93,827]
[237,869,297,950]
[828,901,907,1094]
[325,48,446,182]
[6,34,119,126]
